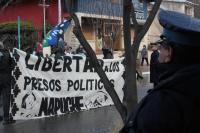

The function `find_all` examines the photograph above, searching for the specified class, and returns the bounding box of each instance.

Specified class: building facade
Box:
[188,0,200,18]
[68,0,123,53]
[65,0,149,54]
[148,0,195,45]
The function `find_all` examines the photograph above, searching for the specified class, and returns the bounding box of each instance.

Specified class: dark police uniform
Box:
[0,47,13,124]
[150,47,159,86]
[120,10,200,133]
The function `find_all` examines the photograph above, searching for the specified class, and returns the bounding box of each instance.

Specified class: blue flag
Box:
[43,18,72,47]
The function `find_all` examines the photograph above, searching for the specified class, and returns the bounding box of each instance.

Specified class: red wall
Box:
[0,0,67,29]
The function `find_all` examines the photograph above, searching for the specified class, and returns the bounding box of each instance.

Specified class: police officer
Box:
[0,42,15,125]
[120,10,200,133]
[150,42,160,86]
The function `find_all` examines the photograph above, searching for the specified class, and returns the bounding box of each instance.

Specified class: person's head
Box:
[79,45,83,49]
[69,46,72,51]
[65,46,72,52]
[151,43,158,51]
[157,10,200,64]
[45,54,49,58]
[143,45,146,48]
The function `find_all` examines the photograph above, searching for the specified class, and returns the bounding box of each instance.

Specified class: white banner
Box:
[10,49,125,120]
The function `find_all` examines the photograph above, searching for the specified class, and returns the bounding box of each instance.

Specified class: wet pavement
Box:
[0,65,151,133]
[0,106,123,133]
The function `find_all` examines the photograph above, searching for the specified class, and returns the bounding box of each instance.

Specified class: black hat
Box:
[159,10,200,46]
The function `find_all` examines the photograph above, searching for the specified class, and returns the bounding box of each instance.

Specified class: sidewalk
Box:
[0,106,123,133]
[96,51,123,59]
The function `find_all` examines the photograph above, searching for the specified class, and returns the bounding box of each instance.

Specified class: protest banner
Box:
[10,49,125,120]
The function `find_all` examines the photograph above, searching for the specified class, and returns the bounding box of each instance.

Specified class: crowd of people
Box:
[34,39,87,58]
[34,39,114,60]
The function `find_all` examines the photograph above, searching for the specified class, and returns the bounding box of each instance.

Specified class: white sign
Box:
[10,49,125,120]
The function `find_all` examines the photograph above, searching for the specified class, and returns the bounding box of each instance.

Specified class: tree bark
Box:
[71,13,127,123]
[123,0,138,118]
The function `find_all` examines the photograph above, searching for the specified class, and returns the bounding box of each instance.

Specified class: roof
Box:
[163,0,197,5]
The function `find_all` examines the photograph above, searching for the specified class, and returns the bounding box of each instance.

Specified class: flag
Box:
[43,18,72,48]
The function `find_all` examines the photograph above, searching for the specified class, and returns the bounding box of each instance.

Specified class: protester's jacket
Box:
[141,48,148,58]
[0,49,11,73]
[121,64,200,133]
[102,48,113,59]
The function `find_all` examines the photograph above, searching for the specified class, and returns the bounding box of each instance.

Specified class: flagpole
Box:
[43,0,46,38]
[18,16,21,49]
[58,0,62,24]
[39,0,49,38]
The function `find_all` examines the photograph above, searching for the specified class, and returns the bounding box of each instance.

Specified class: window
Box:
[185,6,193,16]
[111,0,121,4]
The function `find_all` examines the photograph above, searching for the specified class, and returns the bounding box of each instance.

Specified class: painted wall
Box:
[0,0,60,29]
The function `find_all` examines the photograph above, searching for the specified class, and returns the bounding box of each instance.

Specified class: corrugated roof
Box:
[164,0,197,5]
[164,0,187,2]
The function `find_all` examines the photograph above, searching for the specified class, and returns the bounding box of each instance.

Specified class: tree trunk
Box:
[123,0,138,118]
[122,0,162,118]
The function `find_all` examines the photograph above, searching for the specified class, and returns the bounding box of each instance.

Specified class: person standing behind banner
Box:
[97,34,103,49]
[55,38,65,57]
[150,43,160,86]
[65,46,72,55]
[141,45,149,66]
[102,44,113,59]
[35,42,42,57]
[0,42,15,125]
[76,45,87,56]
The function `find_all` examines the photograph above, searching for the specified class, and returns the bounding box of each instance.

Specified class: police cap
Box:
[159,10,200,46]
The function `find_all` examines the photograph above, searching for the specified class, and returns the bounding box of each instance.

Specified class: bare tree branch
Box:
[130,3,139,41]
[71,13,127,123]
[133,0,162,53]
[130,3,139,28]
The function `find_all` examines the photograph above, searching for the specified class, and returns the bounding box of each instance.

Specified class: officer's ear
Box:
[165,46,172,63]
[158,44,172,63]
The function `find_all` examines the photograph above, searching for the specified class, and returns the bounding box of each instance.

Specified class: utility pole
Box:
[58,0,62,24]
[39,0,49,38]
[18,16,21,49]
